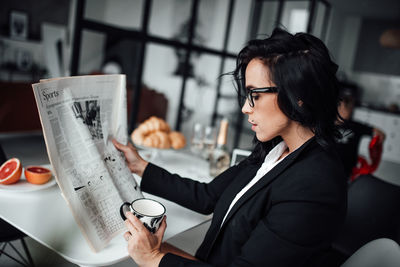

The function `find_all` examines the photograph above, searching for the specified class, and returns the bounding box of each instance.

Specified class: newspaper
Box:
[32,74,143,252]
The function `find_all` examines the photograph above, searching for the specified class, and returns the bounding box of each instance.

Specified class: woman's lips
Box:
[250,122,257,131]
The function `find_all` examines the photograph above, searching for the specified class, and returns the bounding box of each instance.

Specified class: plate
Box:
[134,143,174,151]
[134,144,172,161]
[0,165,57,193]
[133,141,186,151]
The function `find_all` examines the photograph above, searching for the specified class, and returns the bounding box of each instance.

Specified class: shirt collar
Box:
[262,140,287,165]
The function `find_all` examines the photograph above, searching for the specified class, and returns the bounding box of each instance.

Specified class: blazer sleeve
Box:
[140,163,243,215]
[159,201,344,267]
[350,120,373,137]
[229,202,344,266]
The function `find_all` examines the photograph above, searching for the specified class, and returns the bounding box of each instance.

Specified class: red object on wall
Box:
[350,135,383,181]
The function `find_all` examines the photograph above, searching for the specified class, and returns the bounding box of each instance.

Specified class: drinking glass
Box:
[202,126,216,160]
[191,123,204,155]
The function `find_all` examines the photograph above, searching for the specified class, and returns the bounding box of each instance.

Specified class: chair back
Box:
[0,218,26,242]
[230,149,251,167]
[341,238,400,267]
[0,143,6,165]
[333,175,400,256]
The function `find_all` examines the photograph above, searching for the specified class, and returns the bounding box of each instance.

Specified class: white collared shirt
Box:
[220,141,288,227]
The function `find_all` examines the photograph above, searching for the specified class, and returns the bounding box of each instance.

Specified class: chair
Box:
[0,145,34,266]
[127,85,168,124]
[0,218,35,266]
[230,149,251,167]
[341,238,400,267]
[333,174,400,257]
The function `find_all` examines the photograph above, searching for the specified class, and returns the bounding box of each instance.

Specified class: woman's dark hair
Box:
[233,28,341,163]
[338,81,360,106]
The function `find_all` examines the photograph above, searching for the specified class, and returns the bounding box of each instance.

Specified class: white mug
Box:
[120,198,166,233]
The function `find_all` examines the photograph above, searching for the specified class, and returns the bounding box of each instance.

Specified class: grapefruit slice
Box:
[25,166,52,185]
[0,158,22,185]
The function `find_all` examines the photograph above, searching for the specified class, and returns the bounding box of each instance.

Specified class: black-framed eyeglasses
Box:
[243,87,278,107]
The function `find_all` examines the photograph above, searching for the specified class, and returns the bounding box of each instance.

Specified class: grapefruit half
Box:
[25,166,52,185]
[0,158,22,185]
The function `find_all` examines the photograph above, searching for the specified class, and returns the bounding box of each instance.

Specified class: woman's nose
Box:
[241,99,252,114]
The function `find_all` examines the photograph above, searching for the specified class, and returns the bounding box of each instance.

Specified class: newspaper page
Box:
[32,74,143,252]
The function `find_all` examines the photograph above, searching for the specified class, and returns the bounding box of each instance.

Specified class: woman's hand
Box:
[123,212,167,267]
[112,139,148,177]
[373,128,386,144]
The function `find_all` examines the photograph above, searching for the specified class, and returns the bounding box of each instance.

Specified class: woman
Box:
[335,84,385,177]
[113,28,347,267]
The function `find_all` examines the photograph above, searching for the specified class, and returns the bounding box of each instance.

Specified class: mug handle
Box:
[120,202,131,220]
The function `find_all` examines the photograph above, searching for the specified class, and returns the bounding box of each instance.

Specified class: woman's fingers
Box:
[155,216,167,240]
[125,212,166,238]
[113,139,147,175]
[124,231,132,241]
[112,139,140,158]
[125,212,140,233]
[127,141,137,150]
[111,138,121,147]
[125,212,147,233]
[373,128,386,143]
[112,139,128,151]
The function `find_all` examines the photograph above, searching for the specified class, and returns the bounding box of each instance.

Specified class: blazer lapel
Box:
[196,163,260,259]
[219,137,316,229]
[212,164,260,225]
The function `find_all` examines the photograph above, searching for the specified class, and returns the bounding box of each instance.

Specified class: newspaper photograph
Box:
[32,74,143,252]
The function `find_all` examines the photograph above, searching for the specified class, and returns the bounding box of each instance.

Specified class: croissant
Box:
[131,128,146,146]
[168,131,186,149]
[138,116,170,134]
[131,116,186,149]
[143,131,171,149]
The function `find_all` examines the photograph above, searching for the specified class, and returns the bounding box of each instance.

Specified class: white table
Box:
[0,149,212,266]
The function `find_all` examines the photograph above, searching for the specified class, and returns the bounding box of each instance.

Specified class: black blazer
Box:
[141,138,347,266]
